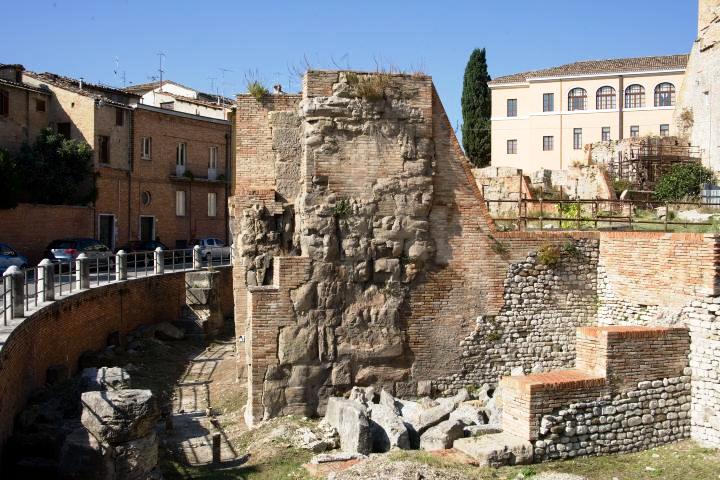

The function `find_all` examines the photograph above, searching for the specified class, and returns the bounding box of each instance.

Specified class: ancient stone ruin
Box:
[230,70,720,464]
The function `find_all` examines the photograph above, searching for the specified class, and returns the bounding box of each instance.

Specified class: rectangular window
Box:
[141,137,152,160]
[99,135,110,164]
[507,99,517,117]
[176,190,186,216]
[630,125,640,138]
[602,127,611,142]
[209,146,218,169]
[115,108,124,126]
[542,136,554,151]
[506,139,518,155]
[0,90,8,116]
[57,122,71,138]
[176,143,187,166]
[573,128,582,150]
[35,99,46,112]
[542,93,554,112]
[660,124,670,137]
[208,192,217,217]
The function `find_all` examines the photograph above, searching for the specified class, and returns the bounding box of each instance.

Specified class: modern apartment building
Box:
[490,54,688,171]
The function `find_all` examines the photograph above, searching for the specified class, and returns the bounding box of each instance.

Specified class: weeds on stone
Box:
[382,281,403,298]
[561,240,582,260]
[537,244,561,267]
[247,81,269,100]
[332,199,352,218]
[486,330,502,342]
[487,234,508,256]
[354,73,392,101]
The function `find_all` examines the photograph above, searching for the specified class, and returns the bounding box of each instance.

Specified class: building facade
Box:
[126,80,233,120]
[131,105,230,248]
[490,55,688,171]
[0,65,50,154]
[0,64,232,255]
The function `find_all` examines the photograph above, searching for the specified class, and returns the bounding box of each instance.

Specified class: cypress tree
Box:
[461,48,492,167]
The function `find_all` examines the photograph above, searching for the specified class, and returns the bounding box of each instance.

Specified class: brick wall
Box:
[0,266,232,457]
[0,84,49,153]
[0,203,94,264]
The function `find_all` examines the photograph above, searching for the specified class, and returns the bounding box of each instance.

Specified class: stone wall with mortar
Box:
[534,374,692,461]
[231,71,605,425]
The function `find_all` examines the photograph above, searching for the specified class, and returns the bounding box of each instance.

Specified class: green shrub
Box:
[332,199,352,218]
[0,148,21,208]
[613,179,633,196]
[562,240,582,259]
[487,235,508,256]
[247,81,269,100]
[537,244,561,266]
[654,163,714,201]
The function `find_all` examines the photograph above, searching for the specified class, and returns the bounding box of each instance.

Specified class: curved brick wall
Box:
[0,267,233,458]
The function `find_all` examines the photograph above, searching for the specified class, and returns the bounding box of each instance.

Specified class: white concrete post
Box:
[76,253,89,290]
[38,259,55,302]
[116,250,127,281]
[3,266,24,320]
[193,245,202,270]
[154,247,165,275]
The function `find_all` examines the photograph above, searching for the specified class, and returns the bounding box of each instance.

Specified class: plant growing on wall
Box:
[654,163,714,201]
[332,199,352,218]
[537,244,561,267]
[461,48,492,167]
[0,148,21,209]
[16,128,96,205]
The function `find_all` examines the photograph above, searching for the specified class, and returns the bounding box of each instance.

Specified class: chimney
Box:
[273,84,283,95]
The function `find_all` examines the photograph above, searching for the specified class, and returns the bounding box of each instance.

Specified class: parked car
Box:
[115,240,168,267]
[190,238,231,262]
[44,238,113,269]
[0,243,28,274]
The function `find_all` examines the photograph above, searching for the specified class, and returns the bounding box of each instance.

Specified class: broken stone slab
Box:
[449,403,486,426]
[324,397,372,454]
[420,418,465,451]
[81,390,160,445]
[378,389,402,416]
[348,386,375,406]
[453,432,533,467]
[310,452,367,464]
[463,424,503,437]
[292,423,339,453]
[58,427,115,480]
[403,388,470,437]
[113,431,159,480]
[154,322,184,340]
[368,403,410,452]
[81,367,131,392]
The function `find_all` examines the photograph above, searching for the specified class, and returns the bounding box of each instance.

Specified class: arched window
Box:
[568,88,587,111]
[654,82,676,107]
[596,86,616,110]
[624,84,645,108]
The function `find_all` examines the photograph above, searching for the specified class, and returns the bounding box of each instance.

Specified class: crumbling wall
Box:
[231,71,604,425]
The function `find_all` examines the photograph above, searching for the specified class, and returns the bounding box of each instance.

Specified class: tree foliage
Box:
[10,128,97,207]
[654,163,714,201]
[0,148,22,209]
[461,48,492,167]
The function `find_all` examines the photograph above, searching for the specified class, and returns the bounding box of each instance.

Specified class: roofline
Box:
[134,104,231,125]
[0,78,51,95]
[489,67,687,88]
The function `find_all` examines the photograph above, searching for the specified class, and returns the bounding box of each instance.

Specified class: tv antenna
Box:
[219,67,233,102]
[157,52,166,91]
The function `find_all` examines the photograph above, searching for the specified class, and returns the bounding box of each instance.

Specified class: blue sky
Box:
[3,0,698,131]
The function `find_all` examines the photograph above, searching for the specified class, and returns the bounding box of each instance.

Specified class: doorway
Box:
[98,214,116,250]
[140,216,155,243]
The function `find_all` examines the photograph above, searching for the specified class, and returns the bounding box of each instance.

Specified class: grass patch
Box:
[350,72,392,101]
[246,81,269,101]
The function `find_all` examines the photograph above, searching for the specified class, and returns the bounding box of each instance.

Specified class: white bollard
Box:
[154,247,165,275]
[38,259,55,302]
[76,253,89,290]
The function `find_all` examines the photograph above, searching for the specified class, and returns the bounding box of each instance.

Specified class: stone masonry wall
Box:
[435,238,599,394]
[232,71,605,424]
[534,374,692,461]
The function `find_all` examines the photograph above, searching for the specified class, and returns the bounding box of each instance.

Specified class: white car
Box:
[191,238,231,262]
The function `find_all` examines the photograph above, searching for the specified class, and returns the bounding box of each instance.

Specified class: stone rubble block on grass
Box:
[324,397,372,454]
[419,418,465,451]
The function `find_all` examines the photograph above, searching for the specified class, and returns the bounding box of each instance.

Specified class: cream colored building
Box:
[126,80,233,120]
[490,55,688,171]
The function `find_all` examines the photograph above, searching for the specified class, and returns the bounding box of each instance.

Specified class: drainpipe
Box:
[224,131,231,245]
[559,79,564,170]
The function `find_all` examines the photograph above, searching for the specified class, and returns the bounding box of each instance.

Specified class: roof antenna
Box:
[219,67,233,104]
[157,52,166,92]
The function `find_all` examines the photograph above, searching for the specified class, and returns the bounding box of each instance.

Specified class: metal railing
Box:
[486,198,720,232]
[1,246,231,326]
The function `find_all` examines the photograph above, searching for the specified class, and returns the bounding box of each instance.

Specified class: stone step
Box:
[453,432,533,467]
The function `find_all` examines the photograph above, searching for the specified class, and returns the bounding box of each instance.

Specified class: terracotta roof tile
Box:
[489,54,689,85]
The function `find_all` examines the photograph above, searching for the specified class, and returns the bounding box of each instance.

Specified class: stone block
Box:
[80,390,160,445]
[324,397,372,454]
[454,432,533,467]
[368,403,410,452]
[420,419,465,451]
[81,367,131,392]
